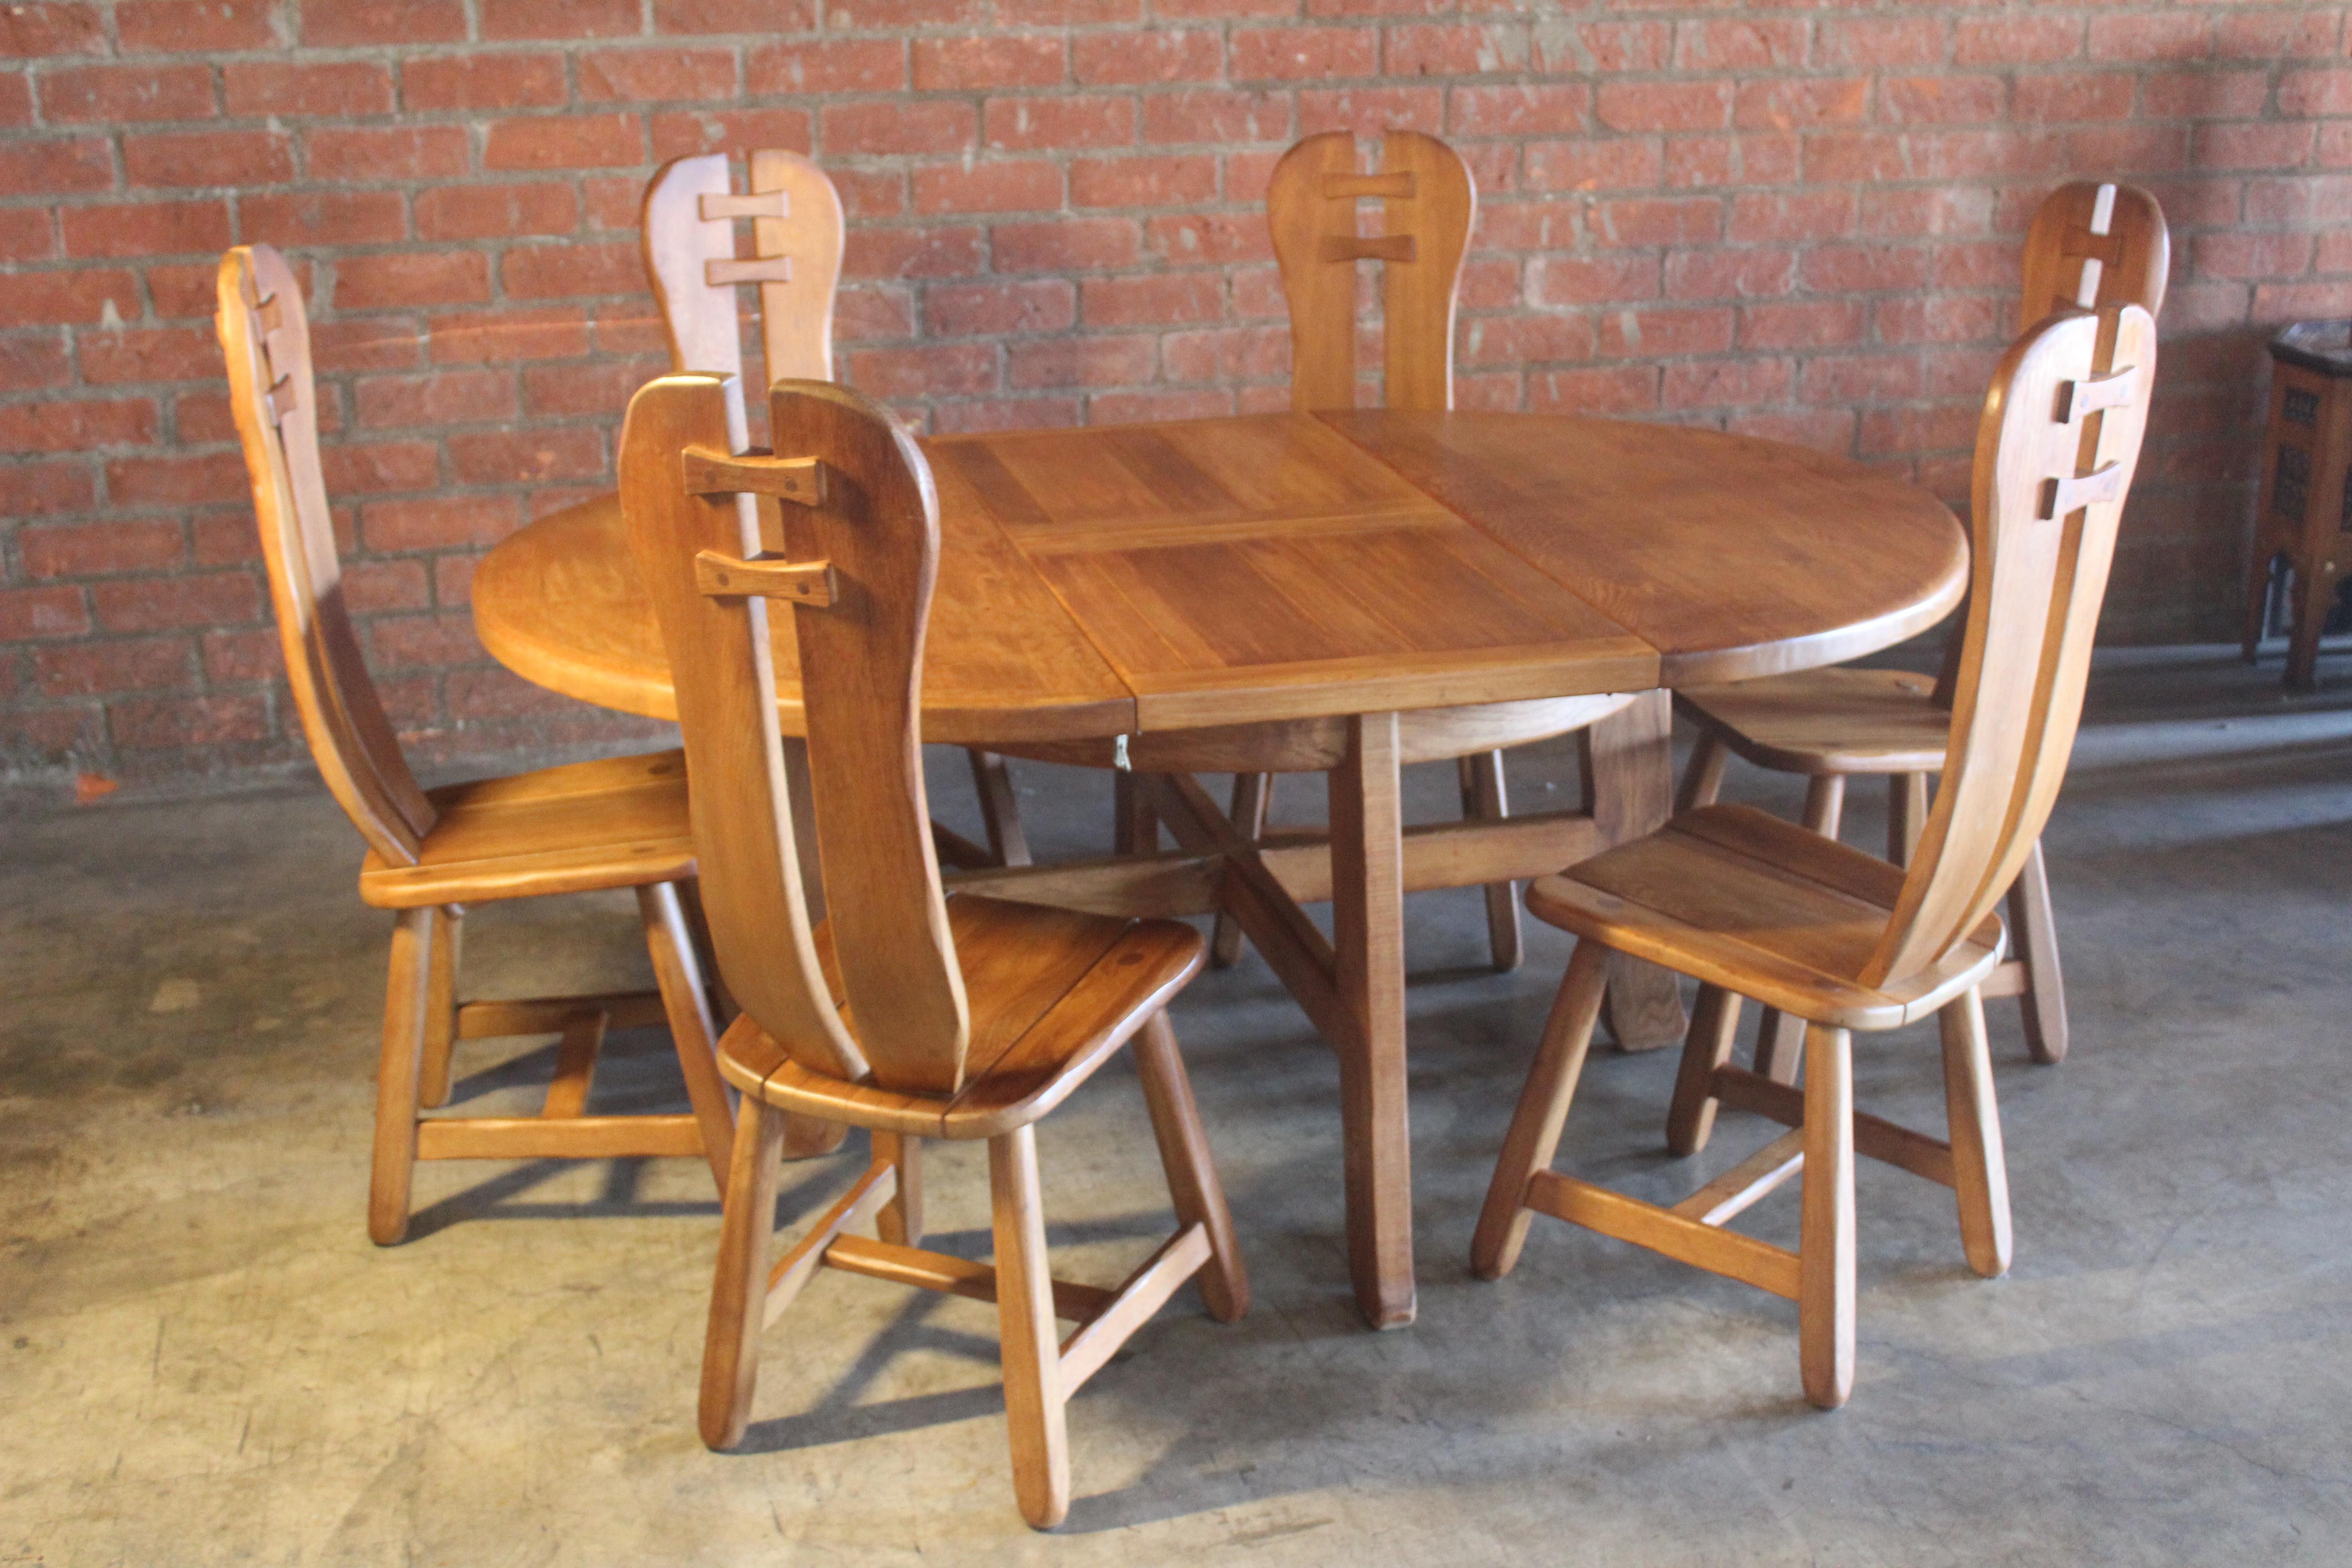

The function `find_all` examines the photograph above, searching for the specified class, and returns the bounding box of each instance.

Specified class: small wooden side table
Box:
[2245,321,2352,689]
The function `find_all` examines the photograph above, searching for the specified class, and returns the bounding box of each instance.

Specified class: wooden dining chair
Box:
[620,372,1247,1530]
[1674,181,2169,1072]
[642,149,1030,873]
[217,243,765,1246]
[1211,128,1529,970]
[1472,304,2158,1408]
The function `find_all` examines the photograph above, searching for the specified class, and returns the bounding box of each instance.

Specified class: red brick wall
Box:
[1,1,2340,790]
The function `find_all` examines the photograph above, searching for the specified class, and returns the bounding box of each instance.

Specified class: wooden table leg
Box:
[1581,691,1689,1050]
[1328,712,1416,1328]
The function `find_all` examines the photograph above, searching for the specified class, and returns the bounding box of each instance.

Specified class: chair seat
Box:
[1525,804,2003,1030]
[720,895,1206,1140]
[1676,666,1950,776]
[358,750,696,909]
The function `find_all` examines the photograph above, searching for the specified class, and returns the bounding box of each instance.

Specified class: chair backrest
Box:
[1268,130,1474,412]
[641,149,845,451]
[1862,305,2157,989]
[620,373,970,1095]
[216,245,435,866]
[2019,181,2170,332]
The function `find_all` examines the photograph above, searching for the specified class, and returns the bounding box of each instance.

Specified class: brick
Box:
[1088,387,1228,424]
[1456,314,1594,367]
[105,450,250,508]
[984,95,1136,152]
[2215,10,2341,62]
[0,136,113,194]
[1448,84,1588,139]
[1879,76,2006,126]
[579,47,739,101]
[356,369,517,429]
[481,0,639,39]
[1232,27,1377,82]
[500,241,641,299]
[362,495,523,551]
[485,114,646,171]
[0,73,30,129]
[1525,137,1661,193]
[1082,271,1223,327]
[822,101,975,157]
[320,439,438,494]
[2195,232,2314,281]
[519,357,656,418]
[1528,365,1659,417]
[1297,87,1444,137]
[1386,24,1532,77]
[109,691,270,748]
[370,612,486,668]
[0,396,157,451]
[1666,134,1798,190]
[993,216,1138,272]
[913,36,1066,91]
[1532,253,1659,307]
[1073,29,1221,86]
[32,638,192,699]
[1727,191,1853,244]
[652,0,817,33]
[2198,122,2317,172]
[0,335,72,395]
[924,279,1076,337]
[0,267,139,327]
[843,342,999,398]
[1596,81,1732,134]
[414,182,580,241]
[428,303,588,364]
[1738,78,1868,132]
[1675,20,1805,72]
[2015,73,2137,124]
[1664,356,1789,409]
[1954,15,2082,67]
[1145,213,1270,266]
[1816,16,1942,69]
[1142,90,1291,146]
[41,65,215,123]
[649,107,812,160]
[117,0,277,51]
[306,125,470,181]
[310,318,425,373]
[63,200,234,263]
[303,0,466,45]
[2281,70,2352,119]
[80,325,222,384]
[2144,71,2269,122]
[912,160,1064,216]
[200,627,284,684]
[2087,12,2206,64]
[22,519,182,577]
[1596,305,1732,358]
[843,225,986,280]
[1576,21,1671,73]
[1665,247,1795,301]
[1071,154,1217,208]
[0,585,90,641]
[92,570,260,632]
[744,39,906,93]
[1592,197,1721,247]
[1799,244,1931,294]
[446,427,605,485]
[336,251,491,310]
[123,129,293,188]
[0,3,104,56]
[1163,324,1287,382]
[1740,299,1867,352]
[402,53,570,111]
[1007,332,1156,388]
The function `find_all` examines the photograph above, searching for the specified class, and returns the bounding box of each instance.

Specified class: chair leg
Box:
[1459,750,1523,973]
[1939,987,2013,1279]
[1113,770,1159,856]
[1753,777,1846,1087]
[368,907,436,1246]
[1801,773,1846,839]
[990,1125,1070,1530]
[1133,1010,1250,1322]
[676,879,738,1027]
[1886,773,1927,867]
[1471,938,1611,1280]
[2008,838,2069,1065]
[1210,771,1272,967]
[1676,731,1727,813]
[1798,1023,1855,1411]
[638,882,744,1187]
[416,905,461,1110]
[969,749,1032,868]
[699,1098,786,1451]
[873,1130,924,1247]
[1664,982,1743,1156]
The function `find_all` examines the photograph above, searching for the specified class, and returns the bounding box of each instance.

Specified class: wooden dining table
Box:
[472,407,1966,1330]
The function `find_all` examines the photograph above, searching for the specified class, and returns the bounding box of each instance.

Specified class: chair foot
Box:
[990,1126,1071,1529]
[1798,1024,1855,1411]
[1471,939,1610,1280]
[700,1099,787,1451]
[1134,1011,1249,1322]
[368,907,436,1247]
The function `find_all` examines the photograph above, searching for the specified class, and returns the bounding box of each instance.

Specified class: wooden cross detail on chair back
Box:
[216,244,436,867]
[1864,305,2158,989]
[1268,130,1475,412]
[621,373,975,1097]
[641,150,846,451]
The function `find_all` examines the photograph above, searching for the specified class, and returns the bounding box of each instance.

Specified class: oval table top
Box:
[473,409,1966,747]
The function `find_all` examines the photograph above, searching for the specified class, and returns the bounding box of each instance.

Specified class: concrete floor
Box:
[4,647,2350,1565]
